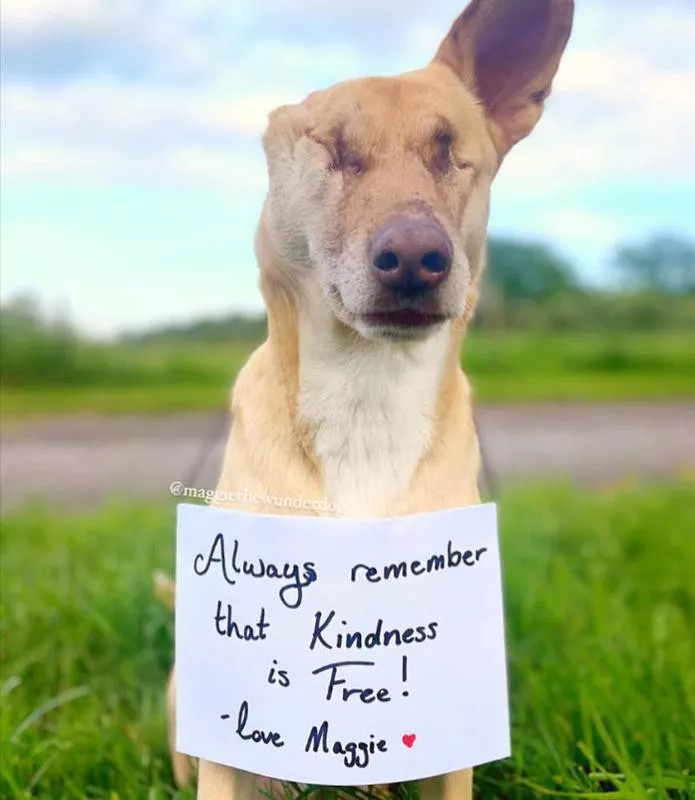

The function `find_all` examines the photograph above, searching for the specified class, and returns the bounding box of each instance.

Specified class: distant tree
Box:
[0,294,82,385]
[613,234,695,294]
[123,313,267,343]
[484,238,578,301]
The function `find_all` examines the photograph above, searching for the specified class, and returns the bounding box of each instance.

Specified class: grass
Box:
[2,332,695,421]
[1,481,694,798]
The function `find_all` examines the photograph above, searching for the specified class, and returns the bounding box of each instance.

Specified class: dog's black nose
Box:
[369,215,453,294]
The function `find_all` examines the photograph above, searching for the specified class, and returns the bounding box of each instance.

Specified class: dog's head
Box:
[258,0,574,342]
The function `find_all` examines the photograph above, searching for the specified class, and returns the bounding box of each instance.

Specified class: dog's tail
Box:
[153,570,176,612]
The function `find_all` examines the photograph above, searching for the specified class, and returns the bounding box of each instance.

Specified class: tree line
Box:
[2,233,694,356]
[473,233,694,332]
[126,232,695,339]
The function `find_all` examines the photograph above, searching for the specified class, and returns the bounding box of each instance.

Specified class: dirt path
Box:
[1,402,693,512]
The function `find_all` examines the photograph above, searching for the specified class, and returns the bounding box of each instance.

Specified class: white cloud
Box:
[541,210,626,244]
[1,78,284,187]
[1,0,214,82]
[1,142,268,193]
[2,80,288,143]
[2,0,109,30]
[1,1,693,199]
[0,145,115,182]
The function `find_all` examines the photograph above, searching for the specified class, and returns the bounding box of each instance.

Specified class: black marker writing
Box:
[312,659,391,704]
[351,540,488,584]
[214,602,270,641]
[309,610,438,651]
[305,721,387,769]
[235,700,285,748]
[267,659,290,687]
[193,532,318,608]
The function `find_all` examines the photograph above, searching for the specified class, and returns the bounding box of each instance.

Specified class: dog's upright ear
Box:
[435,0,574,155]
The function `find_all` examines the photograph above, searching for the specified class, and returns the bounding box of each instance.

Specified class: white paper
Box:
[175,502,510,786]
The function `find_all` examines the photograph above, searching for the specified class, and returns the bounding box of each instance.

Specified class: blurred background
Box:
[1,1,693,798]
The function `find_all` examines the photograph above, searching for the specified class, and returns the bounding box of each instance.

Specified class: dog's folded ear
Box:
[262,103,309,162]
[435,0,574,155]
[262,90,324,164]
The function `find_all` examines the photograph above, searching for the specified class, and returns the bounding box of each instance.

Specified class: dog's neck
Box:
[222,244,481,518]
[297,304,453,516]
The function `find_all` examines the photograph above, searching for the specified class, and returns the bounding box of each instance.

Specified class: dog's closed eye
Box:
[330,131,365,175]
[432,129,474,175]
[307,128,364,175]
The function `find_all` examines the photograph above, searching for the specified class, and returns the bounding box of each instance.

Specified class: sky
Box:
[1,0,694,339]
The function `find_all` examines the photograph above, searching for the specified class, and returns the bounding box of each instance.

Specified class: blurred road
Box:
[1,401,693,512]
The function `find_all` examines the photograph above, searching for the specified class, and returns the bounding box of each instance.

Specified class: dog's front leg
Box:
[418,768,473,800]
[197,760,258,800]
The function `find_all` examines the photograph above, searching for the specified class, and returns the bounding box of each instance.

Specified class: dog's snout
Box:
[369,216,453,293]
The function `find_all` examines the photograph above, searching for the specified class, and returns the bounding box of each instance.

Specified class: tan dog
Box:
[166,0,574,797]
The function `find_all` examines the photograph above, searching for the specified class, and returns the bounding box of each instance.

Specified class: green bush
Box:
[0,297,223,389]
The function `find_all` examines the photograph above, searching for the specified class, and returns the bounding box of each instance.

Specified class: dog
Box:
[164,0,574,797]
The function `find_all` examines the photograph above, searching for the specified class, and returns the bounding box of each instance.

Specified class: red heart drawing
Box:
[402,734,416,748]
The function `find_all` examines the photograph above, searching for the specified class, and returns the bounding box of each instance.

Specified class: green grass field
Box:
[2,481,694,799]
[2,332,695,421]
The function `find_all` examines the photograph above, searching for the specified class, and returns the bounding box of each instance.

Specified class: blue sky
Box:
[1,0,694,339]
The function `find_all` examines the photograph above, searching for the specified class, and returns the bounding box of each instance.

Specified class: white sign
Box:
[175,503,510,786]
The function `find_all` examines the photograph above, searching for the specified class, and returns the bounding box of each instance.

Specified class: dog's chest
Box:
[299,328,449,517]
